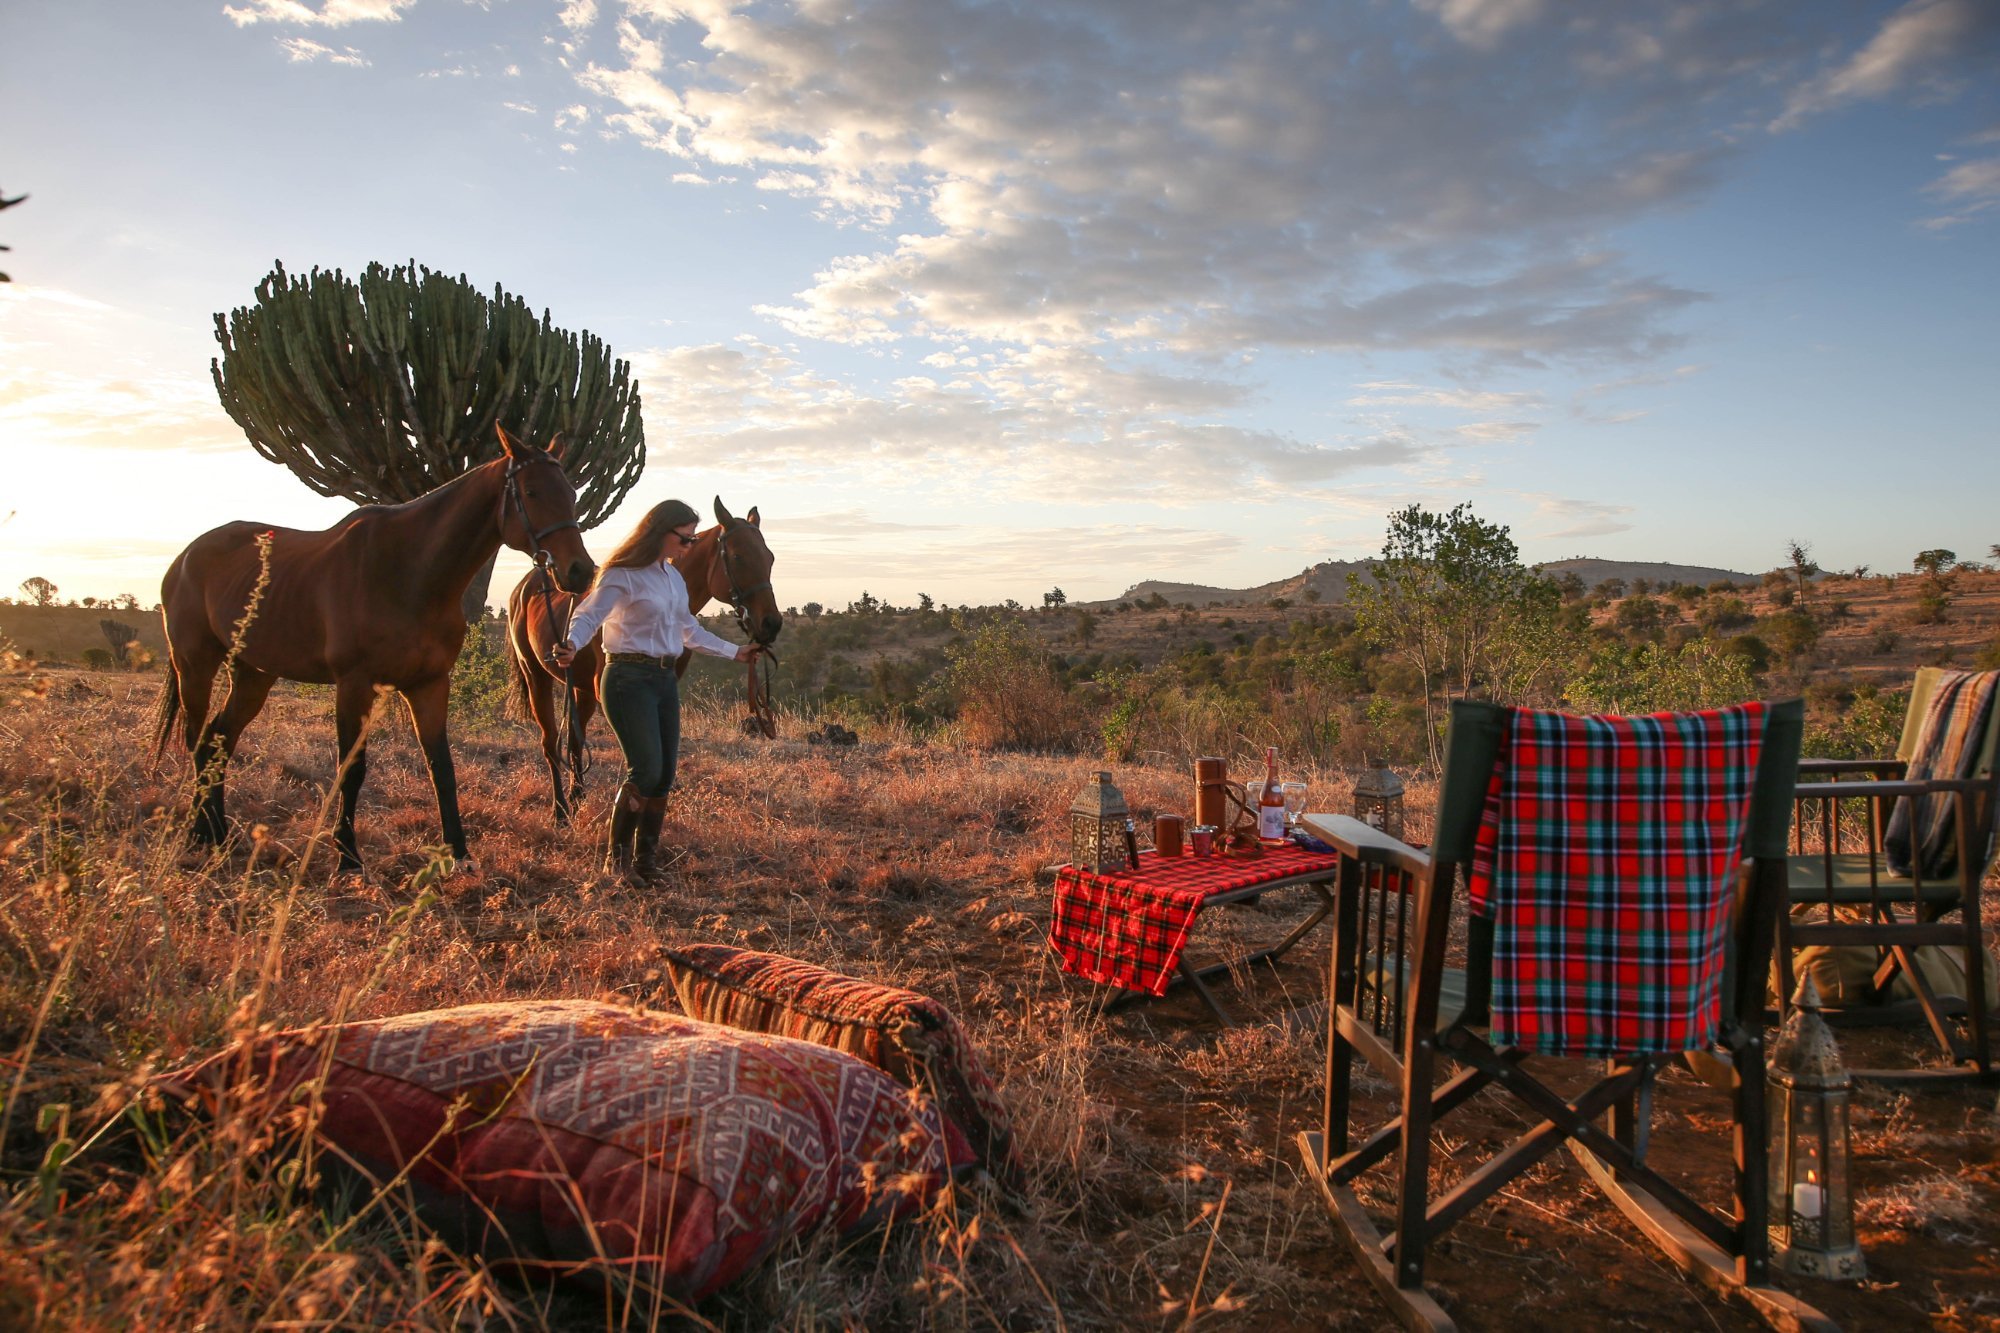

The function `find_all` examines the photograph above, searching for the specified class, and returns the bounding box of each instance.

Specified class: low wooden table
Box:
[1048,843,1341,1026]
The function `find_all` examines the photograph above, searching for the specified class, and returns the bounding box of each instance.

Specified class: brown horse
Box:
[507,497,781,825]
[155,426,596,872]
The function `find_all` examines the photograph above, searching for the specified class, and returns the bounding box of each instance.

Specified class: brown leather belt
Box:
[605,651,679,669]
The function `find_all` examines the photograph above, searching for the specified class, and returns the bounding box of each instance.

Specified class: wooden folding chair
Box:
[1782,667,1998,1082]
[1298,698,1833,1333]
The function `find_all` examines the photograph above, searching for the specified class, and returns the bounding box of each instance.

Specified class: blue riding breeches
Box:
[600,660,682,798]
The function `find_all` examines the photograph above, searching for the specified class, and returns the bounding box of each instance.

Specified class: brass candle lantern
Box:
[1352,756,1406,840]
[1069,771,1131,874]
[1768,976,1865,1280]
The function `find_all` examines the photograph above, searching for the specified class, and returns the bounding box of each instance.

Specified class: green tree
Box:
[1912,549,1958,624]
[1347,503,1560,769]
[1043,587,1067,608]
[18,577,56,607]
[1566,638,1757,715]
[1786,539,1819,610]
[1913,549,1957,578]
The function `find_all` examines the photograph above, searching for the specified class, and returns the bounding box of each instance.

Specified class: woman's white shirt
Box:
[563,561,739,660]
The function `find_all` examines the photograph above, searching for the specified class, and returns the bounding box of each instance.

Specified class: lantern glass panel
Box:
[1352,758,1406,840]
[1821,1100,1854,1251]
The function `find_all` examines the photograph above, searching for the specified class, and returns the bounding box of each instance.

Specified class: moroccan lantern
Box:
[1768,976,1865,1280]
[1352,756,1406,841]
[1069,771,1131,875]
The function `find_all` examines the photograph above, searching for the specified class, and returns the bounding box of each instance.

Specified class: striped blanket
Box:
[1885,669,1999,879]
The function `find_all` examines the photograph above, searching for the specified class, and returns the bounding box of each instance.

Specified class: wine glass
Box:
[1281,780,1308,830]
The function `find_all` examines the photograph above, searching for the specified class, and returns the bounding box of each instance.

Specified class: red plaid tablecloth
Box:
[1049,844,1342,996]
[1469,703,1767,1058]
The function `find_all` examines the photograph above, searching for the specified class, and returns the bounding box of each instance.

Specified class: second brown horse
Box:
[507,497,781,825]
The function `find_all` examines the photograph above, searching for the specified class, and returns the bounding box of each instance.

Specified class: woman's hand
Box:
[734,642,769,664]
[550,640,577,669]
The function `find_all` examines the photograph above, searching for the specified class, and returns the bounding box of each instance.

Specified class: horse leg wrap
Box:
[605,781,643,878]
[634,797,669,881]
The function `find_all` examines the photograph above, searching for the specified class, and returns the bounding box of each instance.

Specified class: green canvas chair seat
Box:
[1297,699,1829,1333]
[1786,852,1965,907]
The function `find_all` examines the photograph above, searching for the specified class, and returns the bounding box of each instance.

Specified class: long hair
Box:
[598,500,701,578]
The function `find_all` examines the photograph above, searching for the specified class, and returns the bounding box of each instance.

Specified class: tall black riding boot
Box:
[605,781,643,881]
[634,796,669,882]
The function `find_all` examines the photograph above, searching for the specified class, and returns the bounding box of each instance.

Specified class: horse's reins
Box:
[716,519,779,739]
[503,454,591,787]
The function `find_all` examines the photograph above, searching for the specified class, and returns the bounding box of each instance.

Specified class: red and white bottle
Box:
[1257,746,1287,844]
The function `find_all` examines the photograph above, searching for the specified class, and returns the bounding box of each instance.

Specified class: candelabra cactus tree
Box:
[212,260,646,617]
[213,260,646,516]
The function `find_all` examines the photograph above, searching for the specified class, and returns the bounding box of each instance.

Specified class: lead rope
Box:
[744,650,777,739]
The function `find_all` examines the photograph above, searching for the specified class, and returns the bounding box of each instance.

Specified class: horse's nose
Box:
[566,558,596,594]
[759,612,784,644]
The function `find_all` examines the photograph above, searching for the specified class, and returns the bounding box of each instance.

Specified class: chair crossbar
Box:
[1328,1057,1510,1187]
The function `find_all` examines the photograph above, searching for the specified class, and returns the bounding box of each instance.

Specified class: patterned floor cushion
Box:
[158,1000,960,1300]
[661,944,1021,1186]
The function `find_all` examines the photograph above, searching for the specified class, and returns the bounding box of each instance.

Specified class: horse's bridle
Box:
[501,453,583,572]
[714,519,776,645]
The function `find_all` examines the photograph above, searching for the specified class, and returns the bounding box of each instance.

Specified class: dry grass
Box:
[1,669,1997,1330]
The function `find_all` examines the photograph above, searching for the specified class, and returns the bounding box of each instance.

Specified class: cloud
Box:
[1413,0,1547,49]
[222,0,415,27]
[1919,154,2000,228]
[275,35,369,65]
[629,336,1426,503]
[1776,0,2000,129]
[1520,493,1636,541]
[574,1,1826,370]
[768,515,1238,600]
[0,287,245,455]
[1346,382,1543,414]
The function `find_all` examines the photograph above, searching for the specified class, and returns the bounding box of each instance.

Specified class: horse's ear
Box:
[714,496,735,526]
[546,432,567,463]
[746,506,760,528]
[495,423,523,458]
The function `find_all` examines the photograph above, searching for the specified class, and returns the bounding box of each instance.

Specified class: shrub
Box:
[449,621,515,727]
[943,617,1091,751]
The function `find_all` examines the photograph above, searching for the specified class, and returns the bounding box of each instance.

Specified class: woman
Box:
[552,500,765,882]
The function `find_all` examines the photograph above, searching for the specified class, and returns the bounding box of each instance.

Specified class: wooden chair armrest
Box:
[1300,813,1432,877]
[1793,776,1985,800]
[1797,757,1906,777]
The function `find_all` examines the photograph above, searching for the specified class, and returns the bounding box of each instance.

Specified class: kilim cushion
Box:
[661,944,1021,1187]
[158,1000,957,1300]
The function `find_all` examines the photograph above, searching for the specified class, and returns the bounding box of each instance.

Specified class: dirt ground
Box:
[3,592,1998,1327]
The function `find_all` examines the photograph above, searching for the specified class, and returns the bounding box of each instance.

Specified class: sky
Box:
[3,0,1997,614]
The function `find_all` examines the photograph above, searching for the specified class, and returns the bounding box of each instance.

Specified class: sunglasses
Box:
[667,527,698,545]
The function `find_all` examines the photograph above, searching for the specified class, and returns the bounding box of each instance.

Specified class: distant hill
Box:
[1099,556,1756,609]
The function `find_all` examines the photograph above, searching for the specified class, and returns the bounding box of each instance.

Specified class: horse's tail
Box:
[505,572,541,724]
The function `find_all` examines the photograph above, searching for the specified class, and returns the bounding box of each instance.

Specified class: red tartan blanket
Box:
[1049,844,1342,996]
[1469,703,1766,1057]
